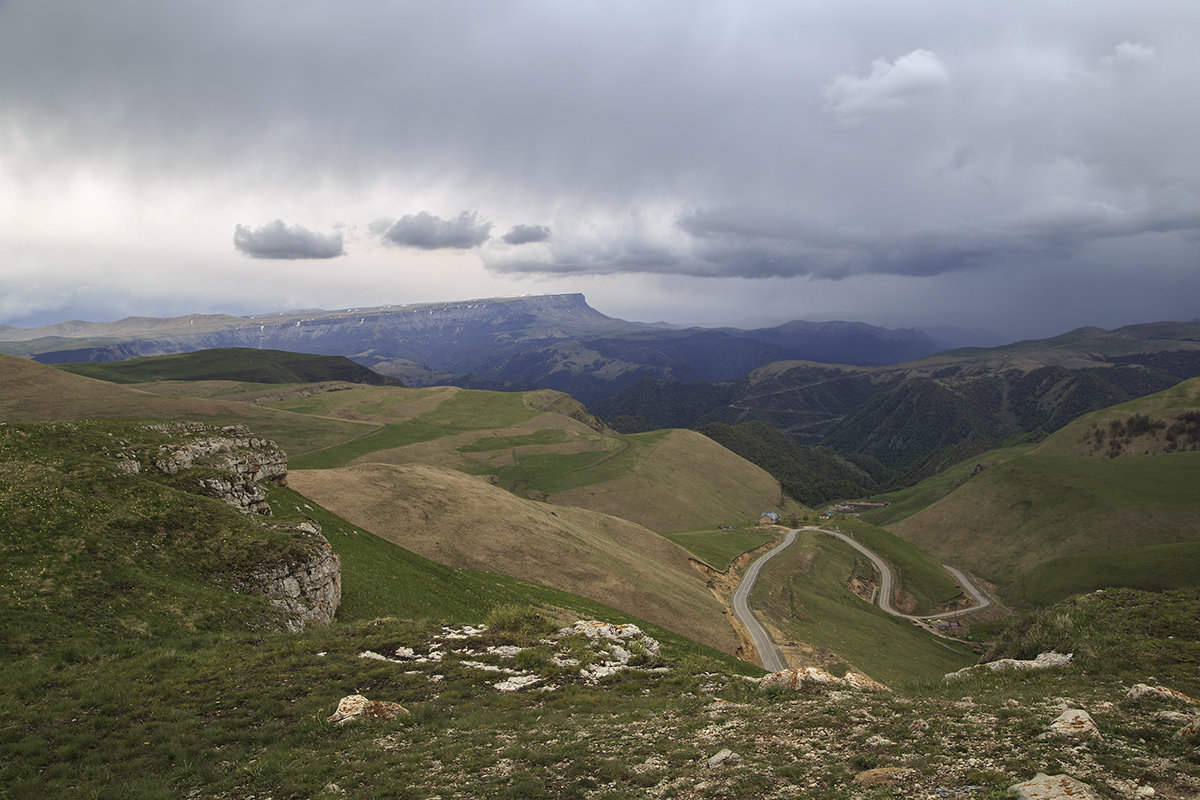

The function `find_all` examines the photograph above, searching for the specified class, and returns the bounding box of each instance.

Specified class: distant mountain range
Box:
[596,321,1200,488]
[0,293,993,405]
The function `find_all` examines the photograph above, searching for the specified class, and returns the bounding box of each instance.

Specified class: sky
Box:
[2,1,1198,340]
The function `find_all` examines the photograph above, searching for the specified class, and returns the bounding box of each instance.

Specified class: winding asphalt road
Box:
[731,527,991,670]
[731,528,797,672]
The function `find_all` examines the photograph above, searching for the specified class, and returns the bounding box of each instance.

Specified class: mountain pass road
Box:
[730,527,991,671]
[731,528,797,672]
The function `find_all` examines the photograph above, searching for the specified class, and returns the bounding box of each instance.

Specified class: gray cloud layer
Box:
[3,1,1199,335]
[380,212,492,250]
[233,220,344,260]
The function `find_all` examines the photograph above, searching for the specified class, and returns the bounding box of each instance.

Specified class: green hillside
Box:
[53,347,402,386]
[888,378,1200,605]
[0,418,756,799]
[5,352,1200,797]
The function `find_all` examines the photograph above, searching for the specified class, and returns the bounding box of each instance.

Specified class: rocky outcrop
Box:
[759,666,888,692]
[232,525,341,632]
[945,651,1073,680]
[1127,682,1200,740]
[150,422,287,515]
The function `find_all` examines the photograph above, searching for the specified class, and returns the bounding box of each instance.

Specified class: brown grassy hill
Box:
[550,428,800,531]
[196,380,803,532]
[0,352,244,422]
[287,463,738,654]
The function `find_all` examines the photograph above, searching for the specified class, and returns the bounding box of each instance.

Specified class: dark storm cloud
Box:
[380,212,492,250]
[489,200,1200,281]
[502,224,552,245]
[232,220,344,260]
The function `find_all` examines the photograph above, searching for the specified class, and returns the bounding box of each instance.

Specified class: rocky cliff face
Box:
[231,521,342,632]
[137,422,340,628]
[149,422,288,515]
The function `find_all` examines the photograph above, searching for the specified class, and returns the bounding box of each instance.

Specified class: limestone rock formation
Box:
[1041,709,1101,740]
[150,422,288,515]
[231,527,341,632]
[945,651,1072,681]
[758,666,887,692]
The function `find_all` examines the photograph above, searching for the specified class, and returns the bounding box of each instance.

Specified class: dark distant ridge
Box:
[596,320,1200,503]
[53,348,402,386]
[0,293,977,405]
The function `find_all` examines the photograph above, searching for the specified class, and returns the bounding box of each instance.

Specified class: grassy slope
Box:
[7,355,1200,797]
[0,420,306,658]
[860,442,1037,527]
[1031,375,1200,458]
[888,379,1200,605]
[258,382,802,532]
[752,533,975,687]
[1,352,377,454]
[893,452,1200,595]
[0,420,759,799]
[660,526,775,570]
[287,463,738,655]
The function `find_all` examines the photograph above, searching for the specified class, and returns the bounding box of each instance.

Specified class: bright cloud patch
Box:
[822,49,949,120]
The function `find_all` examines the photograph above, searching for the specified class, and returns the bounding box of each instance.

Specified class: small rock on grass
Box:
[1038,709,1100,740]
[326,694,409,725]
[706,748,741,768]
[1008,773,1099,799]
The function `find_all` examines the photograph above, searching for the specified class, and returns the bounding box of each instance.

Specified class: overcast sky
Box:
[2,1,1197,339]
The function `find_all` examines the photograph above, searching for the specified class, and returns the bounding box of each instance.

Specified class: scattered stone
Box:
[864,734,895,747]
[487,645,523,658]
[559,620,662,658]
[759,666,887,692]
[1039,709,1100,740]
[326,694,409,725]
[631,755,667,774]
[945,652,1072,681]
[1006,699,1021,708]
[853,767,913,787]
[1007,773,1100,799]
[1127,683,1199,706]
[494,675,542,692]
[705,748,741,768]
[1174,715,1200,740]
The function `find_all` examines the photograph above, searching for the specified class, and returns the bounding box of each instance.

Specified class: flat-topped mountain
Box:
[0,294,966,404]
